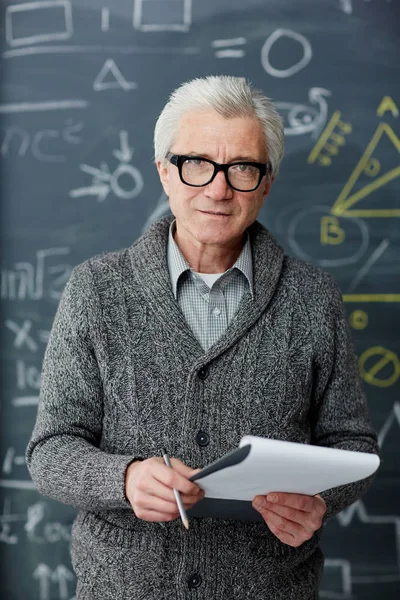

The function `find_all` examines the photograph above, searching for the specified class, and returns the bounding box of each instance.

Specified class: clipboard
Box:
[187,436,380,521]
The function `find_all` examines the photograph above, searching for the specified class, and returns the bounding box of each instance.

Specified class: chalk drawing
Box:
[70,131,143,201]
[261,29,312,78]
[276,88,331,138]
[5,1,73,47]
[93,59,137,92]
[133,0,192,32]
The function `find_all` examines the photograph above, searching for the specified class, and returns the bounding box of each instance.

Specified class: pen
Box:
[162,448,189,530]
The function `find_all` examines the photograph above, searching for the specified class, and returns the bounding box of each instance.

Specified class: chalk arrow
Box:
[80,163,110,181]
[69,184,110,202]
[113,131,133,163]
[33,564,52,600]
[52,565,74,600]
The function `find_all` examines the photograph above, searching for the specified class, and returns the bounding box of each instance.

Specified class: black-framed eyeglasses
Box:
[166,153,271,192]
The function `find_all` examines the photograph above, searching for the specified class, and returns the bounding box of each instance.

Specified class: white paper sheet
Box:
[196,436,380,500]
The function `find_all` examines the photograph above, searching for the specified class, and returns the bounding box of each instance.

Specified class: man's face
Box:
[157,109,273,248]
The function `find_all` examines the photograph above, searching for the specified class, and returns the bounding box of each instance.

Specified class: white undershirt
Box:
[194,272,225,288]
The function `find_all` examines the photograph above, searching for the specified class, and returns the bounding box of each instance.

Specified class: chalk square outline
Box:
[133,0,192,32]
[5,0,73,47]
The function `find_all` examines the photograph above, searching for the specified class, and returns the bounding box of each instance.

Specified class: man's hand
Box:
[125,457,204,523]
[252,492,326,547]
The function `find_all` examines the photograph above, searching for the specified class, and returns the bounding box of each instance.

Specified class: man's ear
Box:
[157,160,170,197]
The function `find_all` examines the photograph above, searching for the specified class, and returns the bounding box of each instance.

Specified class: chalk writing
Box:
[133,0,192,32]
[5,319,49,351]
[261,29,312,78]
[212,37,246,58]
[349,310,369,330]
[70,131,144,201]
[1,120,84,161]
[101,7,110,32]
[5,1,73,47]
[34,563,74,600]
[276,88,330,138]
[332,123,400,217]
[377,96,399,118]
[93,59,137,92]
[308,111,352,166]
[346,239,390,293]
[359,347,400,388]
[0,248,71,301]
[0,101,88,113]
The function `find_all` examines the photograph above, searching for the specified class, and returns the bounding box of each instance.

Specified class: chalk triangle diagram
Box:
[93,59,137,92]
[331,123,400,217]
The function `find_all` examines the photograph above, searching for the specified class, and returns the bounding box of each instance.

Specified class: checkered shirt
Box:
[167,220,254,351]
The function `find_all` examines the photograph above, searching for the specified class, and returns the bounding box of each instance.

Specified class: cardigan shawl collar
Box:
[128,215,285,365]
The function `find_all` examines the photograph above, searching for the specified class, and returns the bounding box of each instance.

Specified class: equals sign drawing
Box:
[211,37,247,58]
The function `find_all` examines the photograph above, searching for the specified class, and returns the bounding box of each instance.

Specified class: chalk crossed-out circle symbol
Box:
[261,29,312,78]
[359,346,400,388]
[110,163,144,200]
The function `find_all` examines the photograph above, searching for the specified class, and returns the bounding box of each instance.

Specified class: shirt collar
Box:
[167,220,254,299]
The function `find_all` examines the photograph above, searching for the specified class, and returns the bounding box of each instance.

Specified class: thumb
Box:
[188,467,202,478]
[169,458,198,478]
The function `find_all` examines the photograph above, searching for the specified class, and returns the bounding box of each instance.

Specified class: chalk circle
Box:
[261,29,312,79]
[110,163,144,200]
[286,206,369,266]
[359,346,400,388]
[364,158,381,177]
[349,310,368,330]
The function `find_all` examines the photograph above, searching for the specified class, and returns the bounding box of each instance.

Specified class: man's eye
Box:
[184,158,204,166]
[232,164,251,173]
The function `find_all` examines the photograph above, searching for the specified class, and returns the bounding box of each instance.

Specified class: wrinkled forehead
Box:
[172,109,267,159]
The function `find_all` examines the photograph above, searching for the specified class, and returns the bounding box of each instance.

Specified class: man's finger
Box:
[255,499,323,531]
[264,493,326,517]
[154,461,202,496]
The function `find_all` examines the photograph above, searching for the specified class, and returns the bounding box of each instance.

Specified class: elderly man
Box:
[27,75,378,599]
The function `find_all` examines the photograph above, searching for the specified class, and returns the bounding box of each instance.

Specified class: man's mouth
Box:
[200,210,230,216]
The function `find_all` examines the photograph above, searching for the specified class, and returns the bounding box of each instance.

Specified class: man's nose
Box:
[204,170,233,200]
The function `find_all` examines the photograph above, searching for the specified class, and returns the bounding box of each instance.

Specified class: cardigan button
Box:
[198,367,208,380]
[196,430,210,447]
[187,573,202,589]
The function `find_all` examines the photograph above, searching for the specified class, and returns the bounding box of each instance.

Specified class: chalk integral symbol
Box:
[332,123,400,217]
[93,59,137,92]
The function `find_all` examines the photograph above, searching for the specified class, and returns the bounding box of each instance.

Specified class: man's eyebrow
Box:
[182,152,265,163]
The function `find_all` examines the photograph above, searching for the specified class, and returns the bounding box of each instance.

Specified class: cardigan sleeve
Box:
[309,276,379,520]
[26,263,137,512]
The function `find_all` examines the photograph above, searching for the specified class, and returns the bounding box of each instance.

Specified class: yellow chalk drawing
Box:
[320,216,345,245]
[377,96,399,118]
[308,111,352,166]
[331,122,400,217]
[349,310,368,330]
[364,157,380,177]
[359,346,400,388]
[343,294,400,303]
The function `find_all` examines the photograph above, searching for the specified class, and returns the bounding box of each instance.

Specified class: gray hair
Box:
[154,75,284,177]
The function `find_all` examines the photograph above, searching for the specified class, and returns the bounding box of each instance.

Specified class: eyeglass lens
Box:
[181,158,261,191]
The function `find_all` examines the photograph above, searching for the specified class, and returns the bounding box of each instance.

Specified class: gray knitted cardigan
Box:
[26,216,378,600]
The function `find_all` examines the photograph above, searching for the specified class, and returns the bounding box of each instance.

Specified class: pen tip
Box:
[183,519,189,530]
